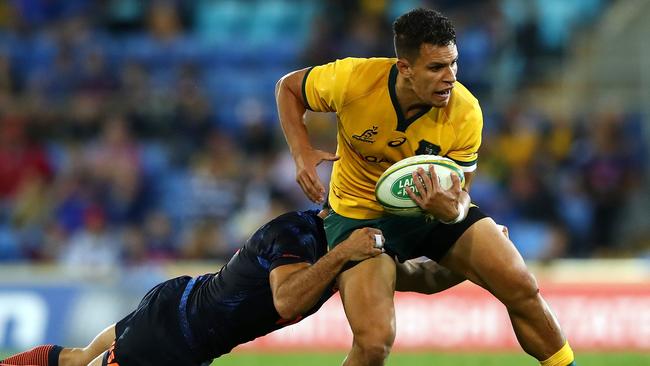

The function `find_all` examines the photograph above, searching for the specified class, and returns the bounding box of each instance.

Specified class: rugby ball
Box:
[375,155,465,216]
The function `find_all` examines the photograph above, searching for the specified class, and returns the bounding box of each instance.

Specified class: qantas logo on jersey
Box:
[354,150,393,164]
[352,126,378,143]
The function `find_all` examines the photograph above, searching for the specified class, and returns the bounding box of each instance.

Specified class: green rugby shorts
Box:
[324,207,487,262]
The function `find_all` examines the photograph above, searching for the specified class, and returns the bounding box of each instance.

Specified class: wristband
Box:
[440,202,466,225]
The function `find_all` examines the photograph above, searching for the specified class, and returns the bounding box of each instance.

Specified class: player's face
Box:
[408,43,458,108]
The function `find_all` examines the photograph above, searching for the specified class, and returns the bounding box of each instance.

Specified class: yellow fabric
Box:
[303,57,483,219]
[540,341,575,366]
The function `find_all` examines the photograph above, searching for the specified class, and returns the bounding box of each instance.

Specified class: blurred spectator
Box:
[0,55,19,94]
[337,13,392,58]
[580,113,635,255]
[77,47,117,96]
[236,97,275,158]
[180,219,230,260]
[146,0,184,42]
[142,210,177,261]
[121,225,147,265]
[86,116,149,224]
[506,166,568,260]
[169,64,213,165]
[85,116,141,184]
[0,117,52,200]
[495,104,541,170]
[59,205,122,272]
[178,130,243,222]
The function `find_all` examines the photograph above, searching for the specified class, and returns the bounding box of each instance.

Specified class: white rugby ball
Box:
[375,155,465,216]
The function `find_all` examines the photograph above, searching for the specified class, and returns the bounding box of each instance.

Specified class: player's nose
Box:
[442,66,456,83]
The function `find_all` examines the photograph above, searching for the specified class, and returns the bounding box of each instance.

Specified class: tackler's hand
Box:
[338,227,385,261]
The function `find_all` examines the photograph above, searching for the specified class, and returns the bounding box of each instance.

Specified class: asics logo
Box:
[388,137,406,147]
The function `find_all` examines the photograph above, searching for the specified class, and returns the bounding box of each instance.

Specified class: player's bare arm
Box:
[270,228,384,319]
[394,222,508,295]
[276,69,338,203]
[462,171,475,192]
[395,259,466,294]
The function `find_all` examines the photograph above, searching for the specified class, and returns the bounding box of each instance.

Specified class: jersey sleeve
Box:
[267,228,319,272]
[302,58,360,112]
[446,102,483,172]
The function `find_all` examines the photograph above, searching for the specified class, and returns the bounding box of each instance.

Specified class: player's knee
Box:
[354,324,395,362]
[354,339,393,363]
[501,269,540,309]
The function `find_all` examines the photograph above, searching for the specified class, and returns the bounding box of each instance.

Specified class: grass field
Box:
[3,351,649,365]
[211,352,645,365]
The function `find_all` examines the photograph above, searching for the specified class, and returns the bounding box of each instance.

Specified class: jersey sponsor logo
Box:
[352,126,378,143]
[388,137,407,147]
[415,140,441,155]
[363,155,391,163]
[354,150,392,164]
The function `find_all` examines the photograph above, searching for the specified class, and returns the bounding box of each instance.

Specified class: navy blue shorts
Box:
[102,276,208,366]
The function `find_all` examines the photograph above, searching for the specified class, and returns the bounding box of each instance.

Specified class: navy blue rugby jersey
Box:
[184,210,333,361]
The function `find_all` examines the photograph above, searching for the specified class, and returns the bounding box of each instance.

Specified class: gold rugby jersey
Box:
[303,57,483,219]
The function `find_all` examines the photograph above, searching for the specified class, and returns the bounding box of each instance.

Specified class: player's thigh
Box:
[439,217,535,298]
[337,254,396,337]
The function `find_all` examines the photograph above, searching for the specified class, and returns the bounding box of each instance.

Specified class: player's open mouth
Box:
[434,89,451,99]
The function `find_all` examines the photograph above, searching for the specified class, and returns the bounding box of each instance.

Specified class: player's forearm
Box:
[276,71,313,158]
[273,249,350,319]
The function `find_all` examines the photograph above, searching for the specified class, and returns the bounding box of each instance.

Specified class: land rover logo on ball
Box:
[391,173,420,199]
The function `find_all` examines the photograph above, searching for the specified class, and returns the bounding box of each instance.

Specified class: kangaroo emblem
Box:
[352,126,379,143]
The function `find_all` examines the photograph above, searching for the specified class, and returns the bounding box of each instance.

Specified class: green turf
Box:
[2,351,649,365]
[210,352,650,366]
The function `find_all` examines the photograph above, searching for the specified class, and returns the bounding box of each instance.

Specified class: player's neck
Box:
[394,74,433,118]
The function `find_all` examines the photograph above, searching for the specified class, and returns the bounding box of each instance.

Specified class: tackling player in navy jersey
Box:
[1,210,463,366]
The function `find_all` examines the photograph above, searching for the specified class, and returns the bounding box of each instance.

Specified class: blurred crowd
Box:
[0,0,647,269]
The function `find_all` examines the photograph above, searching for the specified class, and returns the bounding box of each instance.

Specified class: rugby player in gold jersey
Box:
[277,7,576,366]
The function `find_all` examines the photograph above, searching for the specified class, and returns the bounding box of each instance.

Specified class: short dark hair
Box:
[393,8,456,62]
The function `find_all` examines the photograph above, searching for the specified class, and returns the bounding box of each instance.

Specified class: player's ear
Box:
[396,59,412,77]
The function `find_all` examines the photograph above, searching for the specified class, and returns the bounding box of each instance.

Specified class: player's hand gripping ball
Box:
[375,155,465,216]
